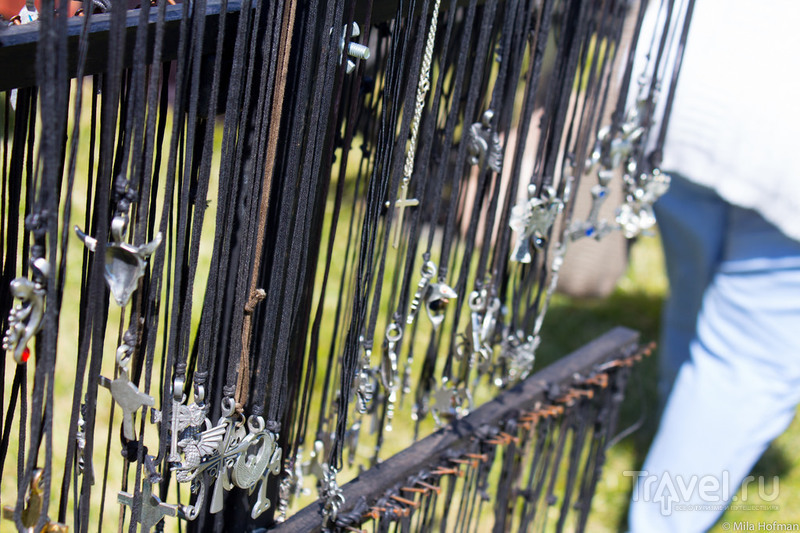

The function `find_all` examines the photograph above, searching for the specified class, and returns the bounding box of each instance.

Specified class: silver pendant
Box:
[301,439,326,482]
[118,477,178,532]
[569,171,614,241]
[431,383,472,426]
[354,337,375,414]
[320,464,345,525]
[2,257,49,364]
[231,417,282,519]
[617,169,670,238]
[509,185,563,262]
[2,469,68,532]
[98,371,154,441]
[407,260,458,329]
[164,379,214,464]
[276,452,309,523]
[496,334,539,386]
[76,403,95,483]
[406,261,435,325]
[466,288,501,374]
[172,422,227,484]
[151,386,227,519]
[586,123,643,176]
[207,402,248,514]
[302,439,325,481]
[74,214,162,307]
[467,109,503,173]
[194,411,281,519]
[345,420,361,468]
[425,280,457,330]
[381,323,402,432]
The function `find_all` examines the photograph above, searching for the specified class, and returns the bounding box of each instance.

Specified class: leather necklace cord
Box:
[648,0,695,169]
[236,0,297,410]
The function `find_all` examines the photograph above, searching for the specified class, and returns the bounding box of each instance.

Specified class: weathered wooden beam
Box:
[272,326,639,532]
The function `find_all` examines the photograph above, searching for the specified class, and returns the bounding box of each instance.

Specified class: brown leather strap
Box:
[236,0,298,406]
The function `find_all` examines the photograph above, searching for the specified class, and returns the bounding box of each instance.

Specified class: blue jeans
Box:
[628,176,800,532]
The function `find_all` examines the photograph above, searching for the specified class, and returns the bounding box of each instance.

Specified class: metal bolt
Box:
[337,22,370,74]
[347,42,371,61]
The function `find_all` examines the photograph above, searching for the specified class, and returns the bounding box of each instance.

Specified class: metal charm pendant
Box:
[408,259,457,329]
[569,171,614,241]
[99,335,154,441]
[302,439,326,481]
[2,469,69,532]
[231,417,282,519]
[320,464,345,525]
[354,337,376,414]
[431,383,472,426]
[185,408,281,519]
[467,109,503,173]
[509,185,563,262]
[406,261,435,325]
[496,334,540,386]
[3,257,49,364]
[381,323,402,432]
[276,453,308,523]
[160,379,219,466]
[345,420,361,468]
[74,214,162,307]
[425,281,457,330]
[585,123,643,177]
[172,419,227,484]
[207,402,248,514]
[465,287,500,375]
[617,168,670,238]
[118,477,178,532]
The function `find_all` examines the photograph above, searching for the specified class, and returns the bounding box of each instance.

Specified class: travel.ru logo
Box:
[624,470,780,516]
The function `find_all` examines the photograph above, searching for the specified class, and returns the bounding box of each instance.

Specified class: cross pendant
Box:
[118,478,178,531]
[387,181,419,248]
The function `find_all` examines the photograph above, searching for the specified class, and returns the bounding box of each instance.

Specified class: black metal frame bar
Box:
[0,0,242,92]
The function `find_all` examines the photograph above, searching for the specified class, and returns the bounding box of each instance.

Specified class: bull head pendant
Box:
[74,215,162,307]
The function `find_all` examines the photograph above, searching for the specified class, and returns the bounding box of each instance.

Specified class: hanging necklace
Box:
[385,0,443,249]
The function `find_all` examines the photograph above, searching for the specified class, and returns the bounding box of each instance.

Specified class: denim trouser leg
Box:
[629,177,800,533]
[653,176,727,401]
